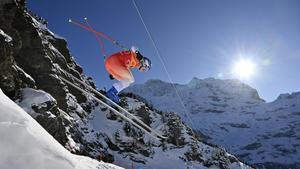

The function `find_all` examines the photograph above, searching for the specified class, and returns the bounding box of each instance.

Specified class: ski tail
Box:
[60,76,162,140]
[55,65,167,141]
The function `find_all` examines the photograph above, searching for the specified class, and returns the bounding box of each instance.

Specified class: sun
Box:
[232,59,256,79]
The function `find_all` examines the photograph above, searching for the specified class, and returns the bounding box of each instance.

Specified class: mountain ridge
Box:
[125,77,300,169]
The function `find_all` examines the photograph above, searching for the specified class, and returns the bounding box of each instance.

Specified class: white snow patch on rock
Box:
[17,88,56,117]
[0,29,12,42]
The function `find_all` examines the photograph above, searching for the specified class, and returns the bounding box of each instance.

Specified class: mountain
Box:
[125,78,300,169]
[0,1,252,169]
[0,89,123,169]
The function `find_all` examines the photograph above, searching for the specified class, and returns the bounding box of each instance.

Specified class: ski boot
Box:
[106,86,120,104]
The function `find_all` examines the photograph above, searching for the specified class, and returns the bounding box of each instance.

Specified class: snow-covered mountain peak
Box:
[145,79,166,85]
[188,77,240,86]
[276,91,300,101]
[127,78,264,113]
[187,77,222,87]
[137,79,175,97]
[187,77,263,101]
[126,77,300,168]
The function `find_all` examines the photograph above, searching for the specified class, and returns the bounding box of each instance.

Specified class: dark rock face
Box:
[165,112,186,146]
[0,0,97,156]
[0,28,35,98]
[136,105,152,126]
[0,0,33,97]
[0,30,20,97]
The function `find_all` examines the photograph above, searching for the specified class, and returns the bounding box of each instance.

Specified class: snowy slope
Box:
[0,89,123,169]
[126,78,264,135]
[81,96,252,169]
[125,78,300,168]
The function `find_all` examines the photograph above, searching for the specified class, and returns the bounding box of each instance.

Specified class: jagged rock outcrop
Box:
[0,0,97,155]
[0,28,35,98]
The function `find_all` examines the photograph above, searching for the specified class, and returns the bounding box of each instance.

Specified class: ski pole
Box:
[68,18,129,51]
[83,17,107,59]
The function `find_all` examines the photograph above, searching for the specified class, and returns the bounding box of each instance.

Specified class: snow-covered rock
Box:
[0,89,123,169]
[125,78,300,168]
[17,88,57,117]
[0,29,12,42]
[81,94,252,169]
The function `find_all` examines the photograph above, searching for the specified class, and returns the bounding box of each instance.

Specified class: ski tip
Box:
[68,19,72,23]
[84,17,88,21]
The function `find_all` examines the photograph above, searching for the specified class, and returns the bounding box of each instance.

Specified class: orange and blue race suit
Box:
[105,50,141,92]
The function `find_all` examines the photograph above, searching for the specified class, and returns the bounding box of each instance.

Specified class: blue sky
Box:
[28,0,300,102]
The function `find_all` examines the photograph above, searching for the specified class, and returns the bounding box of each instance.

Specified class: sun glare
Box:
[232,59,255,79]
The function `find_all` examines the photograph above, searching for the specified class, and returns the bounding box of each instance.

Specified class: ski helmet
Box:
[131,46,151,71]
[131,46,139,53]
[139,57,151,72]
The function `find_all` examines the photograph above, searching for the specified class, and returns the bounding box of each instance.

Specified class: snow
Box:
[229,162,250,169]
[28,12,65,40]
[125,78,300,165]
[15,65,36,84]
[0,29,12,42]
[0,89,123,169]
[17,88,56,118]
[81,96,252,169]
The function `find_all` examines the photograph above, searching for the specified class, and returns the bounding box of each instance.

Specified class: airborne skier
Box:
[63,18,165,140]
[105,46,151,103]
[68,19,152,104]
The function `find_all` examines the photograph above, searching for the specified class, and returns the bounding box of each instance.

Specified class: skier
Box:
[105,46,151,103]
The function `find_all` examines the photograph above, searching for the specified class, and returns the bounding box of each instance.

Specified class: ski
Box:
[60,76,165,140]
[59,67,166,139]
[55,66,167,140]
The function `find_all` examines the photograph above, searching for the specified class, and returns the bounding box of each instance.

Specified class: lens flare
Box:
[232,59,255,79]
